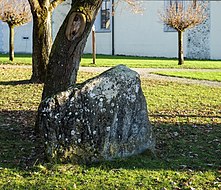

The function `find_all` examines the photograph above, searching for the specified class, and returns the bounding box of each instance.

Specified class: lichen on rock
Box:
[37,65,155,163]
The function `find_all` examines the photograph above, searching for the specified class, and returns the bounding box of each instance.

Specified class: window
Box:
[101,0,111,30]
[94,0,111,32]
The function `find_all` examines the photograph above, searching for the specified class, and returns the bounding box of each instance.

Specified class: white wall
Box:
[14,22,33,53]
[84,32,112,55]
[0,21,32,54]
[210,1,221,60]
[52,1,71,41]
[83,1,182,58]
[114,1,179,57]
[0,1,219,59]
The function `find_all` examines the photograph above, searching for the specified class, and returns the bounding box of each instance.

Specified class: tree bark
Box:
[42,0,102,99]
[178,30,184,65]
[9,25,14,62]
[30,9,52,83]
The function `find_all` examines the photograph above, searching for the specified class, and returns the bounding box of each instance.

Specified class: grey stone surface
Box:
[186,2,210,59]
[37,65,154,163]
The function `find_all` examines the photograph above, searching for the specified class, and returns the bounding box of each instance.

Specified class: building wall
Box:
[84,1,187,58]
[186,2,211,60]
[0,21,32,54]
[84,32,112,55]
[210,1,221,60]
[0,1,220,59]
[52,1,71,41]
[114,1,179,57]
[84,1,221,60]
[0,21,3,52]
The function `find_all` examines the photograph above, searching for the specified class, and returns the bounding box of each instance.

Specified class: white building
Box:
[0,0,221,59]
[0,21,32,54]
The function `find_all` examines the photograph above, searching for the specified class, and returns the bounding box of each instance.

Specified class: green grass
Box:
[0,68,221,189]
[0,54,32,65]
[153,71,221,82]
[81,54,221,69]
[1,53,221,69]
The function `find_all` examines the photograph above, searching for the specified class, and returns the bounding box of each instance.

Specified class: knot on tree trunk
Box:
[65,12,86,41]
[37,65,155,163]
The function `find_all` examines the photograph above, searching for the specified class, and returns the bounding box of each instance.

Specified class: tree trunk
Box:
[30,10,52,83]
[178,30,184,65]
[42,0,102,99]
[9,24,14,62]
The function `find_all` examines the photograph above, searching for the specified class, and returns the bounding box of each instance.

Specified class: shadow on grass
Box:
[149,113,221,119]
[89,121,221,172]
[0,110,220,173]
[0,110,44,170]
[0,53,32,58]
[0,80,32,86]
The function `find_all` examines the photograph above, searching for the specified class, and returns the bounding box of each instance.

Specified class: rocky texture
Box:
[37,65,154,163]
[186,2,210,59]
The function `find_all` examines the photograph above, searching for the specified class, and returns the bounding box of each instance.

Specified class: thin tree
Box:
[0,0,31,61]
[159,1,207,65]
[28,0,66,83]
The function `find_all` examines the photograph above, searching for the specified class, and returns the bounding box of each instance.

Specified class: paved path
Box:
[1,65,221,87]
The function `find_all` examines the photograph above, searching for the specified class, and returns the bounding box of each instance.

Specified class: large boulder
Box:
[37,65,154,163]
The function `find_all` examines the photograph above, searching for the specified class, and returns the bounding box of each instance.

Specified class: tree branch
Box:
[50,0,65,12]
[28,0,40,10]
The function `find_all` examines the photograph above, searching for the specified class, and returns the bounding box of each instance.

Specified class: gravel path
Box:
[1,65,221,87]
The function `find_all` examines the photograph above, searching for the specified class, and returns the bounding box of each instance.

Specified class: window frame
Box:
[94,0,112,33]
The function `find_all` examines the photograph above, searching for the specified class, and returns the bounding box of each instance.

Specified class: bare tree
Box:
[159,1,207,65]
[116,0,144,14]
[0,0,31,61]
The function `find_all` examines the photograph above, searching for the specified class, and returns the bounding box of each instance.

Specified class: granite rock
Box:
[37,65,154,163]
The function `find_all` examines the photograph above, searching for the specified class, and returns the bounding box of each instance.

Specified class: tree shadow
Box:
[0,79,32,86]
[87,118,221,172]
[0,110,44,170]
[0,110,220,173]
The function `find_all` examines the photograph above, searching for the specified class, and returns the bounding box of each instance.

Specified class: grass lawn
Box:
[0,54,32,65]
[153,71,221,82]
[0,68,221,189]
[81,54,221,69]
[1,53,221,69]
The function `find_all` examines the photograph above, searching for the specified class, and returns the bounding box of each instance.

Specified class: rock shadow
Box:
[0,110,44,170]
[0,79,31,86]
[0,110,220,173]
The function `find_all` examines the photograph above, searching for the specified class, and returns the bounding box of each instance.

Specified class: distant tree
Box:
[118,0,144,14]
[0,0,31,61]
[159,1,207,65]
